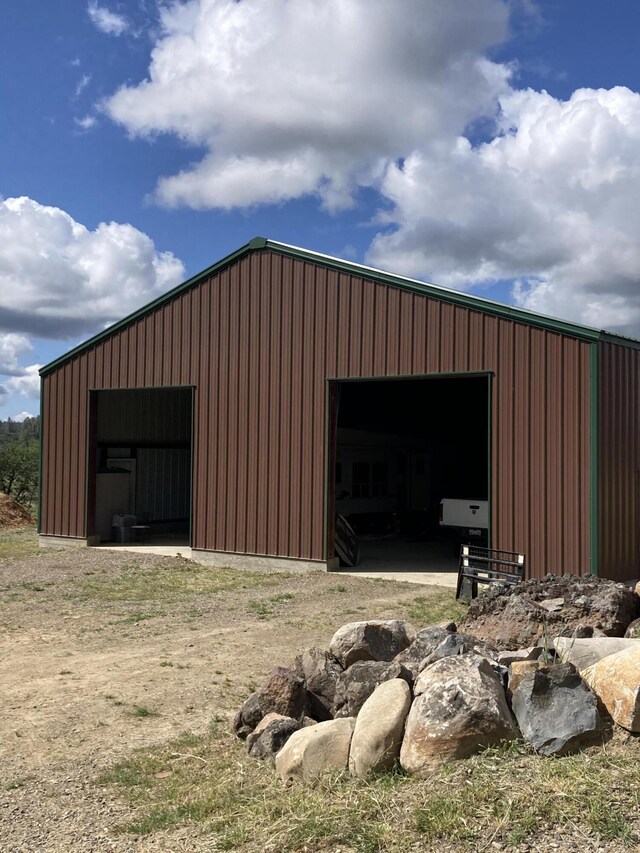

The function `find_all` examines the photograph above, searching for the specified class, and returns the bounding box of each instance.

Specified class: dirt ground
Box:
[0,542,448,852]
[0,494,35,529]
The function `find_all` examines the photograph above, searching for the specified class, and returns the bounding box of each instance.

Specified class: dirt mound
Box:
[458,573,640,650]
[0,492,35,529]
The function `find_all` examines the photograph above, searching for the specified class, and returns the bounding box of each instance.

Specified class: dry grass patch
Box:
[100,727,640,852]
[0,525,39,559]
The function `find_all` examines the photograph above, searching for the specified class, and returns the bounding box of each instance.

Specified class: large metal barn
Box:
[39,238,640,581]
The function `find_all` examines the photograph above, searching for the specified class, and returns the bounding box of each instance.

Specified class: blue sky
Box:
[1,0,639,419]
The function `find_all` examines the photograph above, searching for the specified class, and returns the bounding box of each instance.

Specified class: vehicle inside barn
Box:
[332,375,489,572]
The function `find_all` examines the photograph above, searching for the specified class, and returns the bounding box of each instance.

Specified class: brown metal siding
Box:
[41,249,591,577]
[598,341,640,580]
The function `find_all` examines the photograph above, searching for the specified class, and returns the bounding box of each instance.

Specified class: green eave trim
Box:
[41,236,639,377]
[265,240,605,343]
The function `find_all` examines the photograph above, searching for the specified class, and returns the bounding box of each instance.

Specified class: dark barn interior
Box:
[334,375,489,571]
[91,387,192,545]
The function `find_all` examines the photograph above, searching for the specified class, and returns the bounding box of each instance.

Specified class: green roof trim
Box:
[40,238,259,376]
[40,236,639,376]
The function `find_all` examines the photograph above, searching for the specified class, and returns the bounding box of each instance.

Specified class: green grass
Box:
[406,588,467,627]
[248,592,295,620]
[99,728,640,851]
[19,580,51,592]
[4,775,33,791]
[130,705,159,719]
[0,526,39,559]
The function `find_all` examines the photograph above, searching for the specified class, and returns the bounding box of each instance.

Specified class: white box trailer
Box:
[439,498,488,545]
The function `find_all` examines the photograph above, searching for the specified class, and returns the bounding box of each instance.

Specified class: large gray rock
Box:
[459,575,640,650]
[275,717,356,784]
[583,645,640,731]
[245,712,291,751]
[233,667,308,738]
[329,620,416,669]
[553,636,640,672]
[400,654,518,774]
[333,660,407,718]
[511,662,602,755]
[497,647,542,667]
[293,647,343,721]
[249,717,302,763]
[393,626,454,679]
[507,660,541,697]
[349,678,411,777]
[419,632,500,669]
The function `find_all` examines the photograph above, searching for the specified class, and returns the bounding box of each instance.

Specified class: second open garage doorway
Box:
[330,374,490,576]
[88,387,193,547]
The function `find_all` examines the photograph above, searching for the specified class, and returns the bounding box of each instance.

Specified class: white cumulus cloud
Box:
[12,411,35,423]
[6,365,42,400]
[0,197,185,339]
[104,0,511,211]
[0,333,33,376]
[87,1,129,36]
[99,0,640,336]
[367,86,640,336]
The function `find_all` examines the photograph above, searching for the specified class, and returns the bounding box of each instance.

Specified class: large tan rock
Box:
[349,679,411,777]
[329,620,416,668]
[553,636,640,671]
[275,717,356,784]
[400,654,518,775]
[582,645,640,731]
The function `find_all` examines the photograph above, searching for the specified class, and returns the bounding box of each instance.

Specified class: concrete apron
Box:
[335,568,457,588]
[97,543,458,588]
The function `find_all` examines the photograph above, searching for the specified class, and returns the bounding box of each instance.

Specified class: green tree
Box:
[0,440,39,507]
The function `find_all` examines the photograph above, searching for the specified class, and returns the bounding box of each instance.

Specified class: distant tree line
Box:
[0,416,40,508]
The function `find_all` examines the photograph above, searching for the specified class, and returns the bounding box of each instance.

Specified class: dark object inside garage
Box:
[89,387,192,545]
[333,375,489,571]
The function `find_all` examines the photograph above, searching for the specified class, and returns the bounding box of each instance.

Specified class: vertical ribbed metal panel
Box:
[598,342,640,581]
[136,448,190,520]
[41,249,592,577]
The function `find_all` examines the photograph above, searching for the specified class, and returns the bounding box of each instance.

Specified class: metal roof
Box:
[40,236,640,376]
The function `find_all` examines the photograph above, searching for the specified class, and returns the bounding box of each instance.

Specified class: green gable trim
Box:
[40,239,258,376]
[41,236,637,377]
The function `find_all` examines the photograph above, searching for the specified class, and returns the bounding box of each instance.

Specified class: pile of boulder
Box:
[232,575,640,784]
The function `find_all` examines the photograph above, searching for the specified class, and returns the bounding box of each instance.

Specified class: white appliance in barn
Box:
[95,458,136,542]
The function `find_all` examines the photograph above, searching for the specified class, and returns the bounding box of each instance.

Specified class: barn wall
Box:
[40,248,592,578]
[598,341,640,581]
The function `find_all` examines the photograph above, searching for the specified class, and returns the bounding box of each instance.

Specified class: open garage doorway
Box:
[328,375,490,577]
[87,387,193,547]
